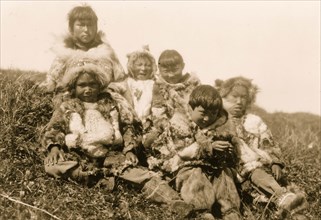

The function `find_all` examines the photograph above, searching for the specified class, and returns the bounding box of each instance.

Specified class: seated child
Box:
[146,85,242,219]
[177,85,242,219]
[144,49,201,147]
[215,76,307,218]
[39,5,125,105]
[42,55,139,186]
[108,46,157,132]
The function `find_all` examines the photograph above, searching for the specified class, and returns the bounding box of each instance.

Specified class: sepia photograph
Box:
[1,1,320,219]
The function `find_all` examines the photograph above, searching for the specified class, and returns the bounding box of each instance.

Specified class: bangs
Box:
[73,11,97,23]
[189,85,223,113]
[158,57,179,67]
[158,50,184,67]
[68,6,98,29]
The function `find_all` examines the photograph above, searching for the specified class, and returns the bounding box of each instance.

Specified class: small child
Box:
[145,85,241,219]
[108,46,157,132]
[175,85,241,219]
[39,5,125,95]
[144,49,201,147]
[42,55,140,186]
[216,76,307,218]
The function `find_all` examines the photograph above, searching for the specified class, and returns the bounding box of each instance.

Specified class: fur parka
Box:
[42,92,141,158]
[40,31,125,92]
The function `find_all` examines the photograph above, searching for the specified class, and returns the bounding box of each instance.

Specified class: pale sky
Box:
[1,1,320,115]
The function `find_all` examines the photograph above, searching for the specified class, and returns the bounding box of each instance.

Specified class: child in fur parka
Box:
[216,76,308,218]
[143,49,201,147]
[108,46,157,132]
[39,5,125,95]
[146,85,242,219]
[42,55,141,186]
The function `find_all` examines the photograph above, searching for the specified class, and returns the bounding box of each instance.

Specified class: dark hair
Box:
[158,50,184,67]
[215,76,259,105]
[189,85,224,114]
[68,5,98,32]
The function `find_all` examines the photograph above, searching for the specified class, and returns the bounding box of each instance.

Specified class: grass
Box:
[0,68,320,219]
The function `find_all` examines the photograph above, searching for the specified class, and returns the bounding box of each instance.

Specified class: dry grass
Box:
[0,69,320,219]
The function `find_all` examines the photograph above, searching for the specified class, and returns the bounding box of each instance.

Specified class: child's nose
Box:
[84,87,92,93]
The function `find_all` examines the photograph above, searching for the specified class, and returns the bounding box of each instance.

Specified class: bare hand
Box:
[126,152,138,165]
[212,141,234,152]
[44,146,65,166]
[271,164,282,180]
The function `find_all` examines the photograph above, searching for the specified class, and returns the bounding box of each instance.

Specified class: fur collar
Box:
[63,31,104,50]
[51,31,116,62]
[155,72,200,89]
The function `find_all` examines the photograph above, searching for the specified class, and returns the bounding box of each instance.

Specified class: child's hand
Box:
[211,141,234,153]
[126,151,138,165]
[44,146,65,166]
[271,164,282,180]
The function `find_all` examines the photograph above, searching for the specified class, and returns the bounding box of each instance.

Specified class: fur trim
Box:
[51,32,115,60]
[61,58,112,89]
[49,31,125,90]
[63,31,104,50]
[126,45,157,79]
[153,72,201,118]
[215,76,259,105]
[156,72,200,88]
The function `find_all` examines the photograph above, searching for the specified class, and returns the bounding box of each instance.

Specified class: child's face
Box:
[223,85,249,117]
[191,106,219,129]
[132,57,153,80]
[72,19,97,45]
[75,72,100,103]
[159,63,184,84]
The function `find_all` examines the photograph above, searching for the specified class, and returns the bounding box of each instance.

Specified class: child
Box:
[215,76,307,218]
[42,55,140,186]
[173,85,241,219]
[144,49,201,147]
[108,46,157,132]
[39,5,125,95]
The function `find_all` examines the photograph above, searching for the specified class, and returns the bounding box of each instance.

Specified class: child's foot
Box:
[197,212,215,220]
[169,200,194,217]
[222,209,242,220]
[95,177,115,191]
[276,192,306,218]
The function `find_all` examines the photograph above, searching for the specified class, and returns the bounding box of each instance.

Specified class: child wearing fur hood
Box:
[42,54,141,187]
[216,76,307,218]
[39,5,125,94]
[108,46,157,132]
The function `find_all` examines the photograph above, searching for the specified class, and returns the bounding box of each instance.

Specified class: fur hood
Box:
[215,76,259,105]
[126,46,157,79]
[60,57,112,90]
